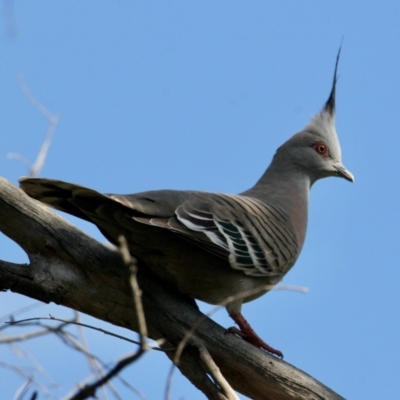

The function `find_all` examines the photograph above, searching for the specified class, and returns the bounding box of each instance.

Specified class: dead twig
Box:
[198,345,240,400]
[7,75,59,177]
[118,235,148,347]
[67,351,149,400]
[74,311,110,400]
[5,316,165,350]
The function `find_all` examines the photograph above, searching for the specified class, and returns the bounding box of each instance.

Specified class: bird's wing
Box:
[175,193,298,277]
[19,178,227,257]
[20,178,298,277]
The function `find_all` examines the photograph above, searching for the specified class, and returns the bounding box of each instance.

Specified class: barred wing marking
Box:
[176,194,298,277]
[177,198,227,248]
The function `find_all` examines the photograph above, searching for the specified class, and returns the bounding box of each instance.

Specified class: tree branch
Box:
[0,177,344,400]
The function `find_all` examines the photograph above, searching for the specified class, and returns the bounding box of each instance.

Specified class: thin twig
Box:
[5,316,164,350]
[198,345,239,400]
[7,75,59,177]
[52,328,143,400]
[74,311,110,400]
[13,379,33,400]
[0,301,43,323]
[67,352,149,400]
[118,235,148,344]
[0,361,56,399]
[0,327,64,344]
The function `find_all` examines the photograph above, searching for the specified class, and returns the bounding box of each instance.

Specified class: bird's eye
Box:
[312,143,329,157]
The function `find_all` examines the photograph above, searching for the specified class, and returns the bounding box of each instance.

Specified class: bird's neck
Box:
[241,165,311,252]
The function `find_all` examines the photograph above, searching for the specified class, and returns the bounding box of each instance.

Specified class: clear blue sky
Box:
[1,2,399,399]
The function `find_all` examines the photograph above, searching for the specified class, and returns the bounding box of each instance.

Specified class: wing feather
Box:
[176,194,298,277]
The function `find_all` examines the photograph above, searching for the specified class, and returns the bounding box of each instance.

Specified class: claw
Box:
[228,313,283,359]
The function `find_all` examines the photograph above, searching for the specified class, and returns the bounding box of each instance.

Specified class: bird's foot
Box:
[227,313,283,359]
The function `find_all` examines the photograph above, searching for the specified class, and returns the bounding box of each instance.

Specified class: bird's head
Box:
[274,46,354,185]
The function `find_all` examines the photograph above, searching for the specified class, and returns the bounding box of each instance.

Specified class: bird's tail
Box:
[19,177,109,222]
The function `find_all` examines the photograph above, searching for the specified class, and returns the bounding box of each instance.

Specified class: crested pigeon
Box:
[20,48,353,358]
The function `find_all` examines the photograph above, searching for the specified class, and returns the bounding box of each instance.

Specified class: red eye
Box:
[312,143,329,157]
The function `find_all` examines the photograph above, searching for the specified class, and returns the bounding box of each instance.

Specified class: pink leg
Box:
[228,312,283,358]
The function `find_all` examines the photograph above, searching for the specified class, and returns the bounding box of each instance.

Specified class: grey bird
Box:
[20,48,353,358]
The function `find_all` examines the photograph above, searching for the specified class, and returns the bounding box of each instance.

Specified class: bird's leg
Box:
[228,312,283,358]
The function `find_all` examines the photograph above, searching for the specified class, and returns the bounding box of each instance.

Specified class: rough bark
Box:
[0,177,344,400]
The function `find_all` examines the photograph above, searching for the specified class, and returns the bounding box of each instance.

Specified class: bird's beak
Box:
[334,163,354,182]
